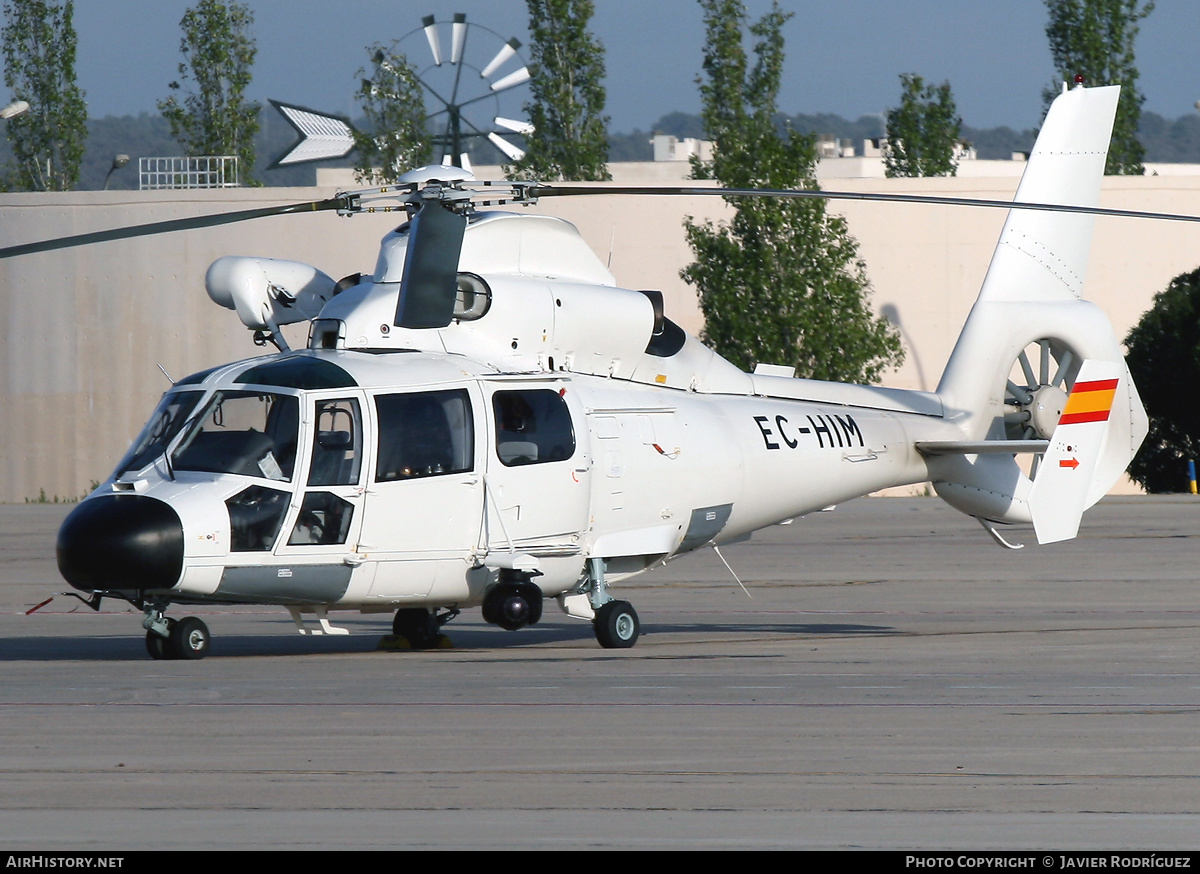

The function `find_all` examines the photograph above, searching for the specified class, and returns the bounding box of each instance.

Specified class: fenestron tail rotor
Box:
[1004,338,1081,479]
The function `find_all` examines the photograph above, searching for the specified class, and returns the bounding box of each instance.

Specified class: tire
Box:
[593,600,640,649]
[168,616,210,660]
[393,608,441,649]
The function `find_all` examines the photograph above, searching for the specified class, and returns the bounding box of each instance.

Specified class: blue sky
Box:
[66,1,1197,132]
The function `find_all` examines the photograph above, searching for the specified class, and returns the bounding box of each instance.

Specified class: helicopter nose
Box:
[57,495,185,592]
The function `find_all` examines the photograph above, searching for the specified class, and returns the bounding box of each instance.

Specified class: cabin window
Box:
[492,389,575,466]
[173,391,299,481]
[306,398,363,486]
[374,389,474,481]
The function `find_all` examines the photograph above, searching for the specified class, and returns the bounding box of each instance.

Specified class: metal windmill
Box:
[382,12,533,168]
[269,12,533,172]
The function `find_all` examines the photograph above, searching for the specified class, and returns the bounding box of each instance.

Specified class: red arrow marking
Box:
[1059,457,1080,470]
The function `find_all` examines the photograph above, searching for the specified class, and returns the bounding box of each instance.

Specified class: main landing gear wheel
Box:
[593,600,640,649]
[392,608,444,650]
[1004,338,1081,479]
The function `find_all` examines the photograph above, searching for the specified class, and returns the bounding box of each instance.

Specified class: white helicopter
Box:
[38,83,1158,659]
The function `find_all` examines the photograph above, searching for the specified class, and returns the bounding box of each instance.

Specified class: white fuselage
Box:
[82,346,944,614]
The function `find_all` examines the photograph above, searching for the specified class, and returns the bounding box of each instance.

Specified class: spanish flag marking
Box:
[1058,378,1118,425]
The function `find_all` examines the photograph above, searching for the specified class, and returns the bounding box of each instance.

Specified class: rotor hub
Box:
[1025,383,1069,439]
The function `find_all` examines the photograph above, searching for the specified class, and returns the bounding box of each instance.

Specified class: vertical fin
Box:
[928,85,1147,533]
[1029,360,1122,543]
[937,84,1122,427]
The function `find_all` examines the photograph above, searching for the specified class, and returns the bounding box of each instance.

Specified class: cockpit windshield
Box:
[172,390,300,481]
[115,390,204,476]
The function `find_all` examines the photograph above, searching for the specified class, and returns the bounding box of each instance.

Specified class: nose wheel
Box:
[144,612,211,660]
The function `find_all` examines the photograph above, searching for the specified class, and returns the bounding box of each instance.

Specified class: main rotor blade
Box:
[394,200,466,329]
[530,184,1200,225]
[0,197,344,260]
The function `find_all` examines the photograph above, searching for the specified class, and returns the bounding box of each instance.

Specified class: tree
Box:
[352,45,430,184]
[0,0,87,191]
[158,0,259,185]
[1043,0,1154,175]
[681,0,902,383]
[884,73,962,178]
[509,0,610,181]
[1124,267,1200,493]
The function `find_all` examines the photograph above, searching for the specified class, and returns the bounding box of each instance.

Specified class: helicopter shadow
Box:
[653,620,903,638]
[0,618,902,661]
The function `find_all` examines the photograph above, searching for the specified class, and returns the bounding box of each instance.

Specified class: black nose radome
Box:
[57,495,185,592]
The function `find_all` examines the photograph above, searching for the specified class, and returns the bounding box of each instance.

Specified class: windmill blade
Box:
[527,183,1200,224]
[0,197,346,260]
[480,37,521,78]
[489,66,531,93]
[487,132,525,161]
[394,199,467,329]
[421,14,443,66]
[495,116,534,135]
[451,13,468,64]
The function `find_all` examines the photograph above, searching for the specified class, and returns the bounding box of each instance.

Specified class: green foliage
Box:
[24,480,97,503]
[1124,267,1200,493]
[157,0,260,185]
[0,0,87,191]
[682,0,903,383]
[884,73,962,178]
[353,45,430,184]
[510,0,610,181]
[1043,0,1154,175]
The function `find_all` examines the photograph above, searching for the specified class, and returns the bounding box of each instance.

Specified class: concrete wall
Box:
[2,166,1198,503]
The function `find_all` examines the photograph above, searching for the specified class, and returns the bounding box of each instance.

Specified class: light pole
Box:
[103,154,130,190]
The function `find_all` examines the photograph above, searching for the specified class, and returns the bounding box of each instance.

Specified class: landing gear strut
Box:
[584,557,640,649]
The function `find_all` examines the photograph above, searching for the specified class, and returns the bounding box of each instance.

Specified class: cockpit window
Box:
[115,390,204,475]
[172,391,300,481]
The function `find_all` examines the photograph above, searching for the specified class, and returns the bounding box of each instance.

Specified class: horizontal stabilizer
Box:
[917,440,1049,456]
